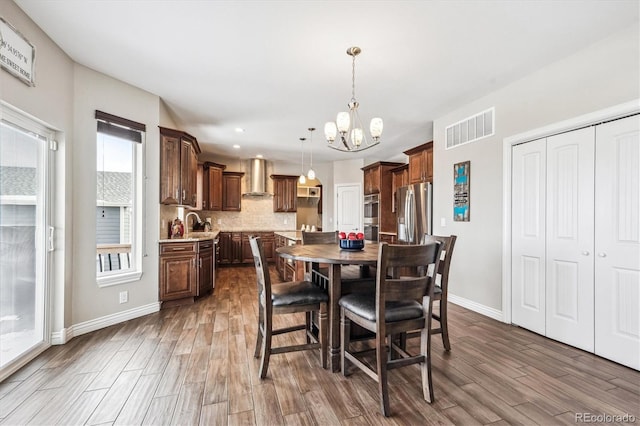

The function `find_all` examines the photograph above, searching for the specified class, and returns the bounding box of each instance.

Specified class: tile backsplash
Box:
[159,197,296,238]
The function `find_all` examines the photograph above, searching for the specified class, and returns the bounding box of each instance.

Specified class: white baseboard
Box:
[448,293,504,322]
[50,302,161,345]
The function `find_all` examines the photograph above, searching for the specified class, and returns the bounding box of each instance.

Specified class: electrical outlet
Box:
[217,219,222,225]
[440,217,446,227]
[119,291,128,304]
[284,218,288,225]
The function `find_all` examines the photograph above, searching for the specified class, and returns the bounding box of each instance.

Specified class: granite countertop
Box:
[159,230,220,243]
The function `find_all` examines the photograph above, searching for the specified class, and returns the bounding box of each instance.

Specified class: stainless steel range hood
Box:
[243,158,270,196]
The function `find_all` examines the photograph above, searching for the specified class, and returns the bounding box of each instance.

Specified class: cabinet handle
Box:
[183,190,186,201]
[171,247,186,251]
[176,190,179,200]
[582,251,590,256]
[199,258,202,267]
[598,253,607,257]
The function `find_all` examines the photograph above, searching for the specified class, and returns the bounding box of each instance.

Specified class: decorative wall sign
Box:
[0,17,36,86]
[453,161,470,221]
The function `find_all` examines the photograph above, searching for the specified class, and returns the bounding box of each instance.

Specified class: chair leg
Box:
[319,303,328,369]
[258,313,272,379]
[341,309,352,376]
[377,334,391,417]
[254,305,264,359]
[420,326,434,403]
[439,300,451,351]
[305,312,312,344]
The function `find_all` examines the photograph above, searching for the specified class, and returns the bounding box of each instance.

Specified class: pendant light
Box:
[307,127,316,180]
[298,137,306,184]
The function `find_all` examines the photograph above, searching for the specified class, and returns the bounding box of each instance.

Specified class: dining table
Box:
[276,242,380,372]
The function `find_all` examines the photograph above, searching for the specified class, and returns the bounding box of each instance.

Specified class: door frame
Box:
[501,99,640,324]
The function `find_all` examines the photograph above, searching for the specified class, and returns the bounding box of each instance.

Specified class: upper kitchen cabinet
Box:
[391,164,409,213]
[362,162,404,195]
[222,172,244,211]
[159,127,201,206]
[404,141,433,184]
[271,175,298,212]
[203,161,226,211]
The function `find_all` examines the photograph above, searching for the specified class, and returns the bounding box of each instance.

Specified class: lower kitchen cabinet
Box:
[159,239,214,305]
[219,231,275,265]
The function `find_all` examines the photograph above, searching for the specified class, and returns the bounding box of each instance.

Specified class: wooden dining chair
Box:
[339,242,442,416]
[421,234,457,351]
[249,236,329,378]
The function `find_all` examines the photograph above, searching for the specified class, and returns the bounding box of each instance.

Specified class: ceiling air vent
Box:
[445,107,495,149]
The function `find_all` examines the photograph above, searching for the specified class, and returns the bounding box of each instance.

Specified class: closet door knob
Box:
[582,251,590,256]
[598,253,607,257]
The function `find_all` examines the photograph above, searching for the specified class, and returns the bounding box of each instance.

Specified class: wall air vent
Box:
[445,107,495,149]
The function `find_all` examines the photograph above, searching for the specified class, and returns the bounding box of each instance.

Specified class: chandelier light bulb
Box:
[324,122,337,143]
[299,174,306,184]
[336,112,350,133]
[351,128,363,147]
[307,168,316,180]
[370,117,383,140]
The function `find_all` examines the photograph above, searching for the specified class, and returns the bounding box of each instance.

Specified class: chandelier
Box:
[325,46,383,152]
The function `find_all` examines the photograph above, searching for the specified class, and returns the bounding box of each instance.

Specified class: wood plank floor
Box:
[1,265,638,425]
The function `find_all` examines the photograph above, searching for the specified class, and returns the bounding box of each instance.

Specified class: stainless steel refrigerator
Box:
[397,182,432,243]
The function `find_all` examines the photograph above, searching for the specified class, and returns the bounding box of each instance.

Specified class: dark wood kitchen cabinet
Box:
[391,164,409,213]
[197,239,214,297]
[203,161,226,211]
[405,141,433,184]
[361,162,403,235]
[159,127,201,206]
[271,175,298,212]
[159,240,214,305]
[222,172,244,211]
[241,232,275,263]
[218,232,242,264]
[362,162,403,195]
[159,242,197,302]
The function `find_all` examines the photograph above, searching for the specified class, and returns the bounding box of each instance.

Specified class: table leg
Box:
[328,263,342,372]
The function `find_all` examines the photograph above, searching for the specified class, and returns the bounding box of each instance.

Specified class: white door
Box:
[545,127,595,352]
[335,184,362,234]
[511,138,547,335]
[594,115,640,369]
[0,106,53,379]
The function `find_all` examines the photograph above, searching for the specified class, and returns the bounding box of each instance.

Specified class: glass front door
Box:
[0,106,53,376]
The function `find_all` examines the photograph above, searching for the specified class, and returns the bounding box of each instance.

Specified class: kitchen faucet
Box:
[184,211,202,235]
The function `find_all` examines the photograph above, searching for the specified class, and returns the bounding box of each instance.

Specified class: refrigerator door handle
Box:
[407,189,415,243]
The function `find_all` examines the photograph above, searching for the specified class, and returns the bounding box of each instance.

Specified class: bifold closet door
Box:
[545,127,595,353]
[594,115,640,370]
[511,139,546,335]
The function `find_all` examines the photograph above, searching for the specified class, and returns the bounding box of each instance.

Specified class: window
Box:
[95,111,145,286]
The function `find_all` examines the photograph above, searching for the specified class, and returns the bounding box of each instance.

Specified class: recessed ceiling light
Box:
[256,154,263,158]
[235,128,245,133]
[233,144,240,149]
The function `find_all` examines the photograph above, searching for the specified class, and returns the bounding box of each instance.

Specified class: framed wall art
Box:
[453,161,470,222]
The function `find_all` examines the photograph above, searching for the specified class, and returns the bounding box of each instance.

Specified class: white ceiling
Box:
[14,0,639,164]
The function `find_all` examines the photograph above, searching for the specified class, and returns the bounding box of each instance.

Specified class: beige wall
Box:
[1,1,74,333]
[72,64,161,324]
[432,23,640,313]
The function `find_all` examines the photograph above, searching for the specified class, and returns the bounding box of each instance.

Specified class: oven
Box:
[364,194,379,242]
